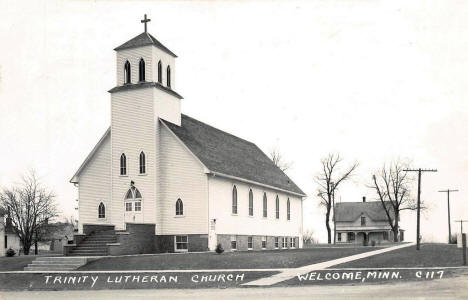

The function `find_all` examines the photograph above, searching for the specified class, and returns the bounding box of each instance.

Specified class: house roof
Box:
[114,32,177,57]
[162,114,306,196]
[335,201,394,222]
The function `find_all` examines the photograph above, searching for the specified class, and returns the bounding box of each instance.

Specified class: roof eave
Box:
[209,171,307,198]
[69,127,111,184]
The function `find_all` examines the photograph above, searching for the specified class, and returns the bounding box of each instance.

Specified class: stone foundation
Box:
[108,223,156,255]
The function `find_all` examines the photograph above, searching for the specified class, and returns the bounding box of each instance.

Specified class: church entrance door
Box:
[124,186,143,224]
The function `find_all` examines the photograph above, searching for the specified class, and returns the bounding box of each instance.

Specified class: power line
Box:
[404,168,437,250]
[438,189,459,243]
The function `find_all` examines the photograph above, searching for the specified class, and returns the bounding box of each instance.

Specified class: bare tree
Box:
[0,171,58,255]
[302,229,318,245]
[315,153,358,244]
[370,160,415,242]
[269,147,292,172]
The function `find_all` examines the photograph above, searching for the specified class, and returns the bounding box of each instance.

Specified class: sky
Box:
[0,0,467,243]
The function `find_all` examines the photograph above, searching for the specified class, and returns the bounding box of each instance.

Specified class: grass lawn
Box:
[79,247,380,271]
[332,243,466,268]
[0,256,37,271]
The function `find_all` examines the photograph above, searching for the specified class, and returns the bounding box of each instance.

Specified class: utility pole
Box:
[331,182,336,244]
[403,168,437,250]
[455,220,468,234]
[438,189,458,243]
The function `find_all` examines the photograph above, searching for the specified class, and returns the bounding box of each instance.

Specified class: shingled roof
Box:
[114,32,177,57]
[335,201,394,222]
[162,115,305,196]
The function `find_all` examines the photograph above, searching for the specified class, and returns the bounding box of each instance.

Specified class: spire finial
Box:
[141,14,151,33]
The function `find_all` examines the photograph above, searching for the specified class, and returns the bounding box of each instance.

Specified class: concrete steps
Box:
[24,257,87,271]
[66,230,117,256]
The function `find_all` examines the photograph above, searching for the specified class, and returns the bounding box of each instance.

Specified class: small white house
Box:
[69,17,306,255]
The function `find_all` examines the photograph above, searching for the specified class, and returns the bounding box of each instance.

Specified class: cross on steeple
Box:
[141,14,151,33]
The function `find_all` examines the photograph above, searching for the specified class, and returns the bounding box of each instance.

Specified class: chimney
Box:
[362,196,366,203]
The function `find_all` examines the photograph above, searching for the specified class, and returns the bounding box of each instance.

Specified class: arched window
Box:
[232,185,238,214]
[139,58,145,82]
[98,202,105,219]
[158,61,162,83]
[166,65,171,88]
[124,61,131,84]
[125,186,142,212]
[176,198,184,216]
[139,151,146,174]
[287,198,290,220]
[263,193,268,218]
[248,189,253,216]
[275,195,280,219]
[120,153,127,175]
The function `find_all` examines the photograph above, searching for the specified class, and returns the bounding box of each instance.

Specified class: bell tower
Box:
[108,15,183,229]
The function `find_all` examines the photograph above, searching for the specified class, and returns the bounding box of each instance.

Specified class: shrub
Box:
[215,243,224,254]
[449,234,458,244]
[6,248,16,257]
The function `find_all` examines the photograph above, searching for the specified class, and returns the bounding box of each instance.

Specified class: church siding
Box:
[158,125,208,235]
[208,176,303,248]
[116,46,153,86]
[111,88,157,230]
[78,133,111,232]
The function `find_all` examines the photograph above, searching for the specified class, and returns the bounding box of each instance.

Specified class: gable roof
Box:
[162,114,305,196]
[335,201,394,222]
[70,128,110,183]
[114,32,177,57]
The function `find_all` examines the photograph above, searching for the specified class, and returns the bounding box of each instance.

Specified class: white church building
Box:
[68,16,306,256]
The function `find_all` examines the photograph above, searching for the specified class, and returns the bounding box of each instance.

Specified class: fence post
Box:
[463,233,467,266]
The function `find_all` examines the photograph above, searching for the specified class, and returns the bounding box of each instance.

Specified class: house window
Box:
[248,189,253,216]
[287,198,290,220]
[361,216,366,226]
[175,235,188,252]
[176,198,184,216]
[292,238,297,248]
[120,153,127,175]
[134,201,141,211]
[167,66,171,87]
[139,151,146,174]
[289,237,293,248]
[338,232,342,242]
[231,235,237,250]
[262,236,267,249]
[5,236,7,248]
[263,193,268,218]
[383,231,388,241]
[282,237,287,248]
[232,185,237,214]
[139,58,145,82]
[248,236,253,250]
[275,195,279,219]
[124,60,131,84]
[125,202,132,211]
[348,232,355,242]
[98,202,105,219]
[274,237,279,249]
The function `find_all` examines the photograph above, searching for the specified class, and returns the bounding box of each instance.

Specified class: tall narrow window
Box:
[232,185,238,214]
[248,236,253,250]
[287,198,290,220]
[248,189,253,216]
[139,58,145,82]
[361,216,366,226]
[139,151,146,174]
[158,60,162,83]
[263,193,268,218]
[120,153,127,175]
[124,61,131,84]
[274,237,279,249]
[275,195,280,219]
[166,65,171,87]
[98,202,105,219]
[176,198,184,216]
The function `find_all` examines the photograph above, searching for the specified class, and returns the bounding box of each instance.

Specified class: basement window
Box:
[175,235,188,252]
